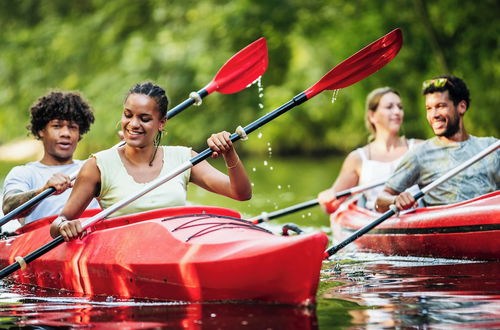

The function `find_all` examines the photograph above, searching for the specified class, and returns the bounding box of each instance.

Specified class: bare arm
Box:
[3,172,72,217]
[50,158,101,239]
[190,131,252,201]
[317,150,361,213]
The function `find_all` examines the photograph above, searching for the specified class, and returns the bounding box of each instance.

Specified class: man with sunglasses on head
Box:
[375,75,499,212]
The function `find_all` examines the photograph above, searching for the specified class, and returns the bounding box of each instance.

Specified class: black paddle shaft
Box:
[0,235,64,278]
[0,187,56,227]
[189,93,308,166]
[325,191,425,256]
[166,89,209,119]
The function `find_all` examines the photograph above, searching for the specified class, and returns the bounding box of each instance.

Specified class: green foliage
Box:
[0,0,498,157]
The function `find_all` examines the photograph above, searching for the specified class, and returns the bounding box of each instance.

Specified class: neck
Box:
[40,154,73,166]
[372,130,403,151]
[437,124,469,144]
[122,144,158,166]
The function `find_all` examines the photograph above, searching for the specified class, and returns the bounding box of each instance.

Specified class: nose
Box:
[128,115,141,127]
[60,125,71,137]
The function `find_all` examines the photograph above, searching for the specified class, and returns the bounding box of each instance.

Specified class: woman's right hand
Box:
[318,188,345,214]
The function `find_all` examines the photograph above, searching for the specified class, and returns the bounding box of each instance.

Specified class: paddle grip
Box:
[166,89,208,120]
[0,187,56,227]
[0,235,64,279]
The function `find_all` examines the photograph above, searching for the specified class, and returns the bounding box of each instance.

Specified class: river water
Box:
[1,155,499,328]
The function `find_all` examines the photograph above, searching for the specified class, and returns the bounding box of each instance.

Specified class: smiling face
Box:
[39,119,80,165]
[121,93,166,148]
[368,92,404,135]
[425,90,466,139]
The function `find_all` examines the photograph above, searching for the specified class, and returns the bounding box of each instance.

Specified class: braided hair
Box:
[125,82,169,166]
[28,91,95,140]
[125,82,169,119]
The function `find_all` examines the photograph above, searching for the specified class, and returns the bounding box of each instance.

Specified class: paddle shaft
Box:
[325,140,500,257]
[166,89,208,119]
[250,180,385,224]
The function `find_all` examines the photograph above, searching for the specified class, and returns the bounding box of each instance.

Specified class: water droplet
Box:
[307,212,312,216]
[267,142,271,146]
[259,93,264,98]
[263,160,268,166]
[210,313,217,318]
[259,103,264,109]
[269,166,273,170]
[257,132,263,139]
[331,89,340,103]
[277,185,282,189]
[252,167,256,172]
[251,182,255,187]
[268,147,272,151]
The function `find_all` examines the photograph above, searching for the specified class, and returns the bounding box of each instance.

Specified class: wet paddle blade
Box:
[204,38,268,94]
[304,29,403,99]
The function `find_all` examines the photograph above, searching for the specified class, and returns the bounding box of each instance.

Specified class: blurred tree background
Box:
[0,0,498,159]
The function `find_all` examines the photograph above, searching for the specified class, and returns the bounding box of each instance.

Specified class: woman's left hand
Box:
[207,131,233,158]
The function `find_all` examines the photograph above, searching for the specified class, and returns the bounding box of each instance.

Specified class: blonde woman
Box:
[318,87,421,212]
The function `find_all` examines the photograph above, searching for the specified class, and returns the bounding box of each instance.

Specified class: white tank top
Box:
[94,146,192,217]
[357,139,415,210]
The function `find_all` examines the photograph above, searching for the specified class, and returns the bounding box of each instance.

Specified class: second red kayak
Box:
[331,191,500,260]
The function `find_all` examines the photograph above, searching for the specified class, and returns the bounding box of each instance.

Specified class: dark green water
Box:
[1,155,499,328]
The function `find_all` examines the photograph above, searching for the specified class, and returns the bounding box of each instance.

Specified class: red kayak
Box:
[0,206,328,305]
[331,191,500,260]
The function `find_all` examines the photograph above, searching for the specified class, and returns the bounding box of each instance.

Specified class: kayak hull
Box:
[330,191,500,260]
[1,206,328,305]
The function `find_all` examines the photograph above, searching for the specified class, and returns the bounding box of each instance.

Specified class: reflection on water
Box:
[1,255,499,328]
[0,285,318,328]
[319,254,500,328]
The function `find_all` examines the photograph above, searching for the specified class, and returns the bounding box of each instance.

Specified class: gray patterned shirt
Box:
[386,136,499,206]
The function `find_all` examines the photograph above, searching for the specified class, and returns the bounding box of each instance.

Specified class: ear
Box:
[159,118,166,131]
[367,110,377,124]
[457,100,467,116]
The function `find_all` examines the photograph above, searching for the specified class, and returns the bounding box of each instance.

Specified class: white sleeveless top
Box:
[357,139,415,210]
[94,146,192,218]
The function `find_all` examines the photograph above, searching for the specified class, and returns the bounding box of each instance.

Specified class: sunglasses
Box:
[422,78,454,90]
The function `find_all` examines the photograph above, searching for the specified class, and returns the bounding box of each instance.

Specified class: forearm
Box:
[224,153,252,201]
[2,188,43,217]
[375,190,397,213]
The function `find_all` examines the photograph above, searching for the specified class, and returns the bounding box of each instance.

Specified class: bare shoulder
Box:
[344,148,363,166]
[78,157,101,182]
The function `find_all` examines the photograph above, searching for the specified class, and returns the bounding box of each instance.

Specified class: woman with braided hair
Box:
[50,81,251,240]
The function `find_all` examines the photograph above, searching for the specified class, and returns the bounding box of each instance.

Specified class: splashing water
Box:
[331,89,340,103]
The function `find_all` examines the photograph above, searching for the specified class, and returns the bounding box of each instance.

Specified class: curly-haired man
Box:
[2,91,99,225]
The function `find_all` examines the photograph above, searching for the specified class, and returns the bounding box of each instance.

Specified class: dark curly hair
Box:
[28,91,95,140]
[422,75,471,110]
[125,82,169,118]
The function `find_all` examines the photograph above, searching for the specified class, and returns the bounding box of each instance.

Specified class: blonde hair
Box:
[364,87,400,142]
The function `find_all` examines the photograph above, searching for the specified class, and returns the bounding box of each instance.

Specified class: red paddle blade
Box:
[204,38,268,94]
[304,29,403,99]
